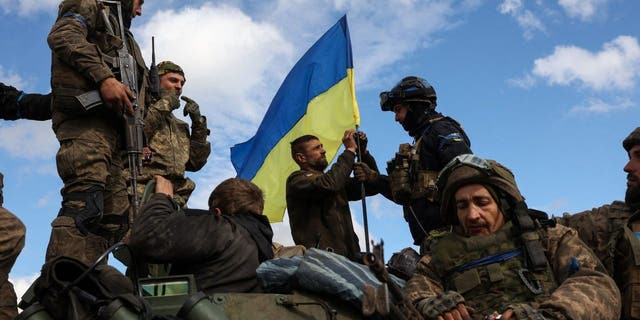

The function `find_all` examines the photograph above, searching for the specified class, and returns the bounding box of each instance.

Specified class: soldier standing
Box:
[133,61,210,208]
[0,173,26,320]
[558,127,640,319]
[286,130,389,261]
[45,0,148,265]
[380,76,471,249]
[404,155,621,319]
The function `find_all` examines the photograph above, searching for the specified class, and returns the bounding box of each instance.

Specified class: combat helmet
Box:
[379,76,437,112]
[623,127,640,152]
[436,154,524,224]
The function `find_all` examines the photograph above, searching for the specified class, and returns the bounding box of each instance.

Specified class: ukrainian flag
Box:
[231,15,360,222]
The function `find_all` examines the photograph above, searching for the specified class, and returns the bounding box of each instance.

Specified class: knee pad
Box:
[58,186,104,236]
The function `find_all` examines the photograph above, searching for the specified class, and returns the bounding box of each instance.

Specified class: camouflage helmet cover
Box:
[623,127,640,152]
[157,61,185,78]
[437,154,524,224]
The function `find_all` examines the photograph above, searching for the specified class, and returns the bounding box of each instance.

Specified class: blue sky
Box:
[1,0,639,297]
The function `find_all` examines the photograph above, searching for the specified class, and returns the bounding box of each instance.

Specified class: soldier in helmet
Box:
[45,0,148,265]
[380,76,472,249]
[557,127,640,319]
[0,173,26,320]
[0,82,51,121]
[404,154,620,319]
[128,60,210,210]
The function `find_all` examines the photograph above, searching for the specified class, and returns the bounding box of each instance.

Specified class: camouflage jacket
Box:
[0,83,52,121]
[48,0,147,119]
[286,150,388,261]
[559,201,640,319]
[129,194,267,294]
[404,223,621,319]
[137,96,210,182]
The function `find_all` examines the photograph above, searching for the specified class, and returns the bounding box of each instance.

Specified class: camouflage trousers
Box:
[0,207,25,320]
[46,115,130,265]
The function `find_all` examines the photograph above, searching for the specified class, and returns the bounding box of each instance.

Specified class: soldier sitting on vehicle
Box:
[129,176,273,294]
[404,154,621,320]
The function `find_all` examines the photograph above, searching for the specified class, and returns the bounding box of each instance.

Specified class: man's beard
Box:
[308,158,328,172]
[626,183,640,210]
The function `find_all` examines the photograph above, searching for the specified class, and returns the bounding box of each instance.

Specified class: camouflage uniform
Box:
[404,155,621,319]
[0,83,52,121]
[286,150,388,261]
[557,128,640,319]
[46,0,148,265]
[132,88,210,208]
[0,173,26,320]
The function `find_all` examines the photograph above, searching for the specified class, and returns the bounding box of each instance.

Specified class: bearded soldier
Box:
[558,127,640,319]
[404,154,620,319]
[46,0,148,265]
[131,61,210,209]
[0,173,26,320]
[380,76,471,249]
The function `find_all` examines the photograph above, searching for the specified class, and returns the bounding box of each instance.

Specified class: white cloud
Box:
[558,0,607,21]
[0,121,57,159]
[498,0,545,40]
[271,212,294,246]
[0,65,27,89]
[569,97,634,114]
[533,35,640,91]
[507,73,537,89]
[10,273,39,308]
[0,0,58,16]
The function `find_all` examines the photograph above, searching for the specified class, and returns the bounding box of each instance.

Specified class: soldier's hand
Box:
[356,131,368,154]
[342,129,357,153]
[354,162,378,182]
[154,175,174,198]
[100,77,135,115]
[181,96,201,121]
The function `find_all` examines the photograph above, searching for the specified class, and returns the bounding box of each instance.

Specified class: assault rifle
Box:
[77,0,145,216]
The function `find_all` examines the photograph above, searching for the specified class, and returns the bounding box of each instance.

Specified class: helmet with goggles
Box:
[380,76,437,112]
[437,154,524,224]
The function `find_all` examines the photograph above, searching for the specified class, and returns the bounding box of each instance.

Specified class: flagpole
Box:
[355,125,371,254]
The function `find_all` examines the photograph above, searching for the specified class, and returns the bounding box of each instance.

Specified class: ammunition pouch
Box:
[388,165,412,205]
[411,170,438,202]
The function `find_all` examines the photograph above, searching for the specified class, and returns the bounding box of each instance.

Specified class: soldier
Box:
[557,127,640,319]
[404,154,621,319]
[286,129,389,262]
[0,82,51,121]
[380,76,472,249]
[45,0,148,265]
[0,173,26,320]
[133,61,210,208]
[129,176,273,294]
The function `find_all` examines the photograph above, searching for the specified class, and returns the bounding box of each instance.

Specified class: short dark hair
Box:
[290,135,319,161]
[208,178,264,215]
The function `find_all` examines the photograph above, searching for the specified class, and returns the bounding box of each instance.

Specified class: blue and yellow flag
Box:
[230,15,360,222]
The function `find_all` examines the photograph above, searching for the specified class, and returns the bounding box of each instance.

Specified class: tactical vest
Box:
[429,221,558,316]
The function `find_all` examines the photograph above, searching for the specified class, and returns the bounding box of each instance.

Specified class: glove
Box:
[356,131,368,154]
[506,303,547,320]
[354,162,378,183]
[416,291,465,320]
[181,96,201,121]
